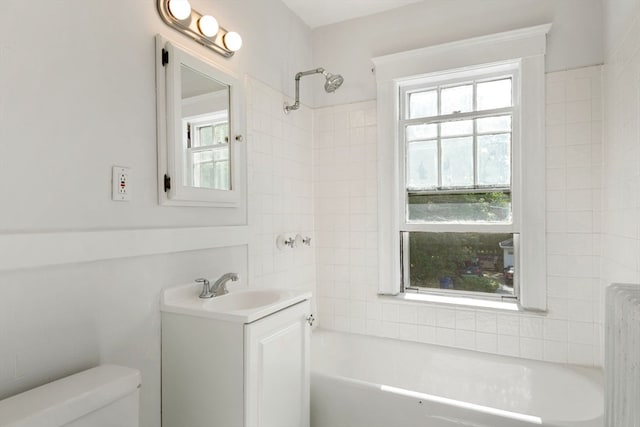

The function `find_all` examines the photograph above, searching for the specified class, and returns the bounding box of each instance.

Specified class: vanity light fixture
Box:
[223,32,243,52]
[167,0,191,20]
[198,15,219,37]
[157,0,242,58]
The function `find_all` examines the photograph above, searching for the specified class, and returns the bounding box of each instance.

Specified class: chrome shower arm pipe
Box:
[295,68,326,79]
[284,67,342,114]
[284,77,303,113]
[285,68,325,114]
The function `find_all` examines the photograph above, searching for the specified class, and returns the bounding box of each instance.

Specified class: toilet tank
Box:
[0,364,141,427]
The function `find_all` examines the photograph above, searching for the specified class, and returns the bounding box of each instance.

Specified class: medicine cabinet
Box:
[155,35,245,207]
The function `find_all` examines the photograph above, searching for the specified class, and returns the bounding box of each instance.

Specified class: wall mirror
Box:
[156,35,245,207]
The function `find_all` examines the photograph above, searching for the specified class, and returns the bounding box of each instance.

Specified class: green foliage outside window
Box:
[408,232,511,294]
[408,191,511,223]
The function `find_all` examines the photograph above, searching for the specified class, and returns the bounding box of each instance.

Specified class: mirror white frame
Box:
[155,34,245,207]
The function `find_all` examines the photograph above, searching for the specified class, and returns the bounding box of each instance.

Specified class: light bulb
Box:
[223,31,242,52]
[167,0,191,20]
[198,15,219,37]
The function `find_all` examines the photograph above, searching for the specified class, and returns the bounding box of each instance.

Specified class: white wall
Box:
[311,0,604,107]
[0,0,311,231]
[0,1,313,426]
[313,67,604,366]
[602,0,640,55]
[600,1,640,299]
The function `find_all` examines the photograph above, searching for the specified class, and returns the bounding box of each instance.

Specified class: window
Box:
[403,75,514,223]
[399,65,518,300]
[372,24,550,310]
[183,112,230,190]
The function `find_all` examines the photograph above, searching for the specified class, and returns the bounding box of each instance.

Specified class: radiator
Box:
[605,283,640,427]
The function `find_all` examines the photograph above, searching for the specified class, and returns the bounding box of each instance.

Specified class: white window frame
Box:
[399,65,518,219]
[372,24,551,311]
[398,64,519,301]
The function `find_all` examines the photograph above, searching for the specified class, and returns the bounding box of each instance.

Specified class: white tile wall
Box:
[600,5,640,359]
[313,66,604,367]
[601,10,640,281]
[313,101,378,334]
[245,77,316,294]
[545,65,604,366]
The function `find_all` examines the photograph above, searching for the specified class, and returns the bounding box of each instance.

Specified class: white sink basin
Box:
[203,290,281,311]
[161,284,312,323]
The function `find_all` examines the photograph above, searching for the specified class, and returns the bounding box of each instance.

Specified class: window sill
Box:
[387,291,521,312]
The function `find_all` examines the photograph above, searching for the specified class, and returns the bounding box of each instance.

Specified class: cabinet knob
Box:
[235,135,244,142]
[306,314,315,326]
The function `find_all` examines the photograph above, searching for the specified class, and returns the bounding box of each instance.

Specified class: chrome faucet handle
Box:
[196,278,213,299]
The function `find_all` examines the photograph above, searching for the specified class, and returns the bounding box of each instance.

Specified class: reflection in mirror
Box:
[181,65,231,191]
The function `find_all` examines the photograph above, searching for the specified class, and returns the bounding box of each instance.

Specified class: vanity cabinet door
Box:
[244,300,311,427]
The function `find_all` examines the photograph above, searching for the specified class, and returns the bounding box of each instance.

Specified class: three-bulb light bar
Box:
[158,0,242,58]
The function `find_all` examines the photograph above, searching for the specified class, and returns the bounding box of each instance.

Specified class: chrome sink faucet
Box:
[196,273,239,299]
[212,272,238,296]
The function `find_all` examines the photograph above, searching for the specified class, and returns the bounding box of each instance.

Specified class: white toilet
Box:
[0,364,141,427]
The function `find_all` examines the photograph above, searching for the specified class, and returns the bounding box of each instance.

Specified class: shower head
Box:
[322,71,344,93]
[284,67,344,113]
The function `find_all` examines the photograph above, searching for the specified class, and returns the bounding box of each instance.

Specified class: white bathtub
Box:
[311,330,603,427]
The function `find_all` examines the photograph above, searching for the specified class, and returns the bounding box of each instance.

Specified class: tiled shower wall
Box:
[601,9,640,306]
[314,102,378,336]
[313,65,604,367]
[545,65,603,366]
[245,77,316,294]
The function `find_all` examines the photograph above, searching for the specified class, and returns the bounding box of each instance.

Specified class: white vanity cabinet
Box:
[245,301,310,427]
[161,292,311,427]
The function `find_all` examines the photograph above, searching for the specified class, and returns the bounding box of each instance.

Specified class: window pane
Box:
[192,122,228,147]
[441,119,473,137]
[441,137,473,187]
[441,84,473,115]
[477,115,512,133]
[407,141,438,189]
[196,126,214,146]
[409,90,437,119]
[191,149,230,190]
[214,123,229,144]
[406,123,437,141]
[478,134,511,186]
[214,160,230,190]
[193,151,213,163]
[407,232,515,296]
[213,146,229,161]
[477,78,512,110]
[407,192,512,222]
[192,151,213,188]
